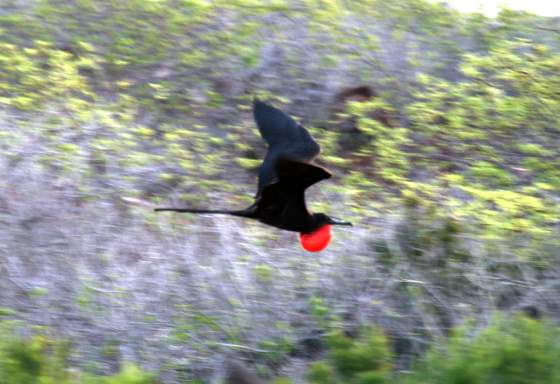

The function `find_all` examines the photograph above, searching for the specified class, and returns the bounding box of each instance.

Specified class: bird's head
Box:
[299,213,353,252]
[313,213,353,228]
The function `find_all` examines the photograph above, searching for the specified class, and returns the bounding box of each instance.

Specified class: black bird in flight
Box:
[155,98,352,251]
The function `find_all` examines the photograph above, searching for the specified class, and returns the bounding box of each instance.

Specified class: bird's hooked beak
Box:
[329,218,353,226]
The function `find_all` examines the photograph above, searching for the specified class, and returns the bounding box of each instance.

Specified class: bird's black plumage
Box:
[253,99,321,194]
[155,98,352,234]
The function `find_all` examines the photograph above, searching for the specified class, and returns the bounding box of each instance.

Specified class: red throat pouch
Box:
[299,224,332,252]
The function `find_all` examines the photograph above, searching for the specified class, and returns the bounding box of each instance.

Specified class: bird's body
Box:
[155,98,352,250]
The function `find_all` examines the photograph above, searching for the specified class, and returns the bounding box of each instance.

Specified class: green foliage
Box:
[2,316,558,384]
[0,309,17,318]
[272,378,294,384]
[347,100,410,184]
[96,364,154,384]
[0,0,558,241]
[404,38,560,239]
[304,316,560,384]
[307,327,392,384]
[401,316,560,384]
[307,361,337,384]
[0,40,93,112]
[253,263,275,284]
[1,2,560,381]
[0,323,154,384]
[392,192,468,268]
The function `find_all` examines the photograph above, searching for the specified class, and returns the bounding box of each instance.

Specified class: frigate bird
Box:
[155,98,352,251]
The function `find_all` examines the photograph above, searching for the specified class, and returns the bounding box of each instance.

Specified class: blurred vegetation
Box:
[400,315,560,384]
[0,0,560,383]
[2,316,559,383]
[0,321,154,384]
[0,0,558,240]
[307,327,391,384]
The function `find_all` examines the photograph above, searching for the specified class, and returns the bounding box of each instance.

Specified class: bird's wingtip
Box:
[253,96,273,108]
[252,96,268,112]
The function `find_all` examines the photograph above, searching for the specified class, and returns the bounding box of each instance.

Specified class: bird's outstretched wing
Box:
[275,158,331,190]
[253,99,322,193]
[253,99,320,159]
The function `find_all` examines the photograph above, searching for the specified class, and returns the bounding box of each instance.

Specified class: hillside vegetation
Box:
[0,0,559,382]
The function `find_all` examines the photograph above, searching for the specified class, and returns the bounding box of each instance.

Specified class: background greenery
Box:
[0,0,559,382]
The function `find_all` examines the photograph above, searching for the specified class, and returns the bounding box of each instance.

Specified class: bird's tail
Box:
[154,207,252,217]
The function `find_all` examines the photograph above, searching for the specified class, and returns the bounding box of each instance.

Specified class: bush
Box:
[0,323,154,384]
[401,315,560,384]
[307,327,392,384]
[304,316,560,384]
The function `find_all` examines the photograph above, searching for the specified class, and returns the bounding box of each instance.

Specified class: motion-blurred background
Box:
[0,1,559,383]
